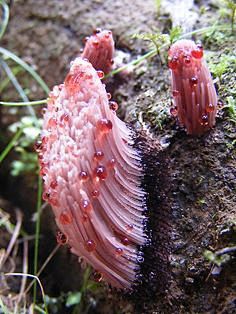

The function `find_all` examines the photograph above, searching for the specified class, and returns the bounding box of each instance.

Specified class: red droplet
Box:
[94,165,108,181]
[172,90,180,97]
[92,40,99,46]
[79,171,89,182]
[64,73,82,94]
[85,239,96,252]
[41,136,48,145]
[59,211,73,225]
[107,93,112,100]
[107,158,116,169]
[48,117,57,128]
[115,248,123,256]
[80,199,92,212]
[126,224,134,231]
[94,28,101,34]
[190,77,198,87]
[60,113,70,123]
[93,151,104,161]
[109,101,118,111]
[170,106,178,117]
[184,55,191,64]
[97,118,113,133]
[93,271,103,282]
[200,114,209,126]
[39,167,47,176]
[121,237,130,246]
[92,189,100,198]
[83,36,89,43]
[97,70,104,79]
[191,47,203,59]
[34,140,43,152]
[206,103,215,113]
[56,231,68,245]
[50,180,58,189]
[42,191,50,201]
[41,107,47,115]
[168,56,178,70]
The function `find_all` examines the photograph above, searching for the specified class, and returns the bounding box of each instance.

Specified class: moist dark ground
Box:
[0,0,235,313]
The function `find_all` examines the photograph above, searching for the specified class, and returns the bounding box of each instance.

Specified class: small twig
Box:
[24,243,60,295]
[215,246,236,256]
[15,239,29,312]
[4,273,48,314]
[0,209,22,269]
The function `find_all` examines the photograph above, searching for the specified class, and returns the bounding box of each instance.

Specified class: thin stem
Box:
[0,47,50,94]
[34,305,47,314]
[25,244,60,295]
[0,1,9,40]
[0,99,47,106]
[0,58,36,117]
[232,8,235,32]
[0,127,23,164]
[33,175,42,310]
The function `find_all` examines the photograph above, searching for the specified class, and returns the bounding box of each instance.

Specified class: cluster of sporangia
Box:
[36,29,218,289]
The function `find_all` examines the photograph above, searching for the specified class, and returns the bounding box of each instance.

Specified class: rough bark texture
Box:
[0,0,235,313]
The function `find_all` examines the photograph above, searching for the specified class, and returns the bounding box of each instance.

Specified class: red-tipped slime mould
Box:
[168,39,218,135]
[81,29,115,75]
[37,57,147,289]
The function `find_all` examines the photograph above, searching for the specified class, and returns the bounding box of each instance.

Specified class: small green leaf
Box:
[66,292,82,307]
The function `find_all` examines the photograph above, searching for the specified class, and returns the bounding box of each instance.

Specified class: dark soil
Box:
[0,0,235,313]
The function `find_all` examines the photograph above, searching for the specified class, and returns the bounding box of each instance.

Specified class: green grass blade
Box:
[0,47,50,94]
[0,99,47,106]
[0,1,9,40]
[0,127,23,164]
[0,58,36,117]
[0,66,22,93]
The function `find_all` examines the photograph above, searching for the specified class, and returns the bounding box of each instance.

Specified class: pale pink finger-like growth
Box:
[81,29,115,75]
[168,39,218,135]
[37,57,147,289]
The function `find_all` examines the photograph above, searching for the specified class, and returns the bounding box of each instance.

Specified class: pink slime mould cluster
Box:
[37,58,147,289]
[168,39,218,135]
[37,32,219,290]
[81,29,115,75]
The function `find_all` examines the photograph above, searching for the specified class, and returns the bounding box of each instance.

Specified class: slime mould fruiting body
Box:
[168,39,218,136]
[37,57,148,289]
[81,29,115,75]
